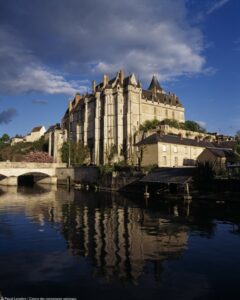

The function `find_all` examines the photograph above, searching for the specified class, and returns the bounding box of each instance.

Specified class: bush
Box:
[61,141,89,166]
[140,119,160,132]
[160,118,180,128]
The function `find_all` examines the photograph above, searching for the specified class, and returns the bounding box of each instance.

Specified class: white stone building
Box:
[61,70,185,165]
[24,126,46,143]
[135,133,215,167]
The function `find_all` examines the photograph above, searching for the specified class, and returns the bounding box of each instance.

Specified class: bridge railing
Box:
[0,162,67,169]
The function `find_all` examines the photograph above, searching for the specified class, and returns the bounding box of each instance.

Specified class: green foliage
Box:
[160,118,180,128]
[61,141,89,166]
[105,143,118,164]
[0,134,10,143]
[29,136,48,152]
[97,164,115,176]
[139,119,206,134]
[232,139,240,155]
[0,136,48,161]
[235,130,240,139]
[139,119,160,132]
[184,120,206,133]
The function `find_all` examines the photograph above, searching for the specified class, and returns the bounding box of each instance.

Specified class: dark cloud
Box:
[0,108,17,124]
[32,99,48,105]
[0,0,206,95]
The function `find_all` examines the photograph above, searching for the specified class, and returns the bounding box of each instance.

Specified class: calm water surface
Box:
[0,186,240,300]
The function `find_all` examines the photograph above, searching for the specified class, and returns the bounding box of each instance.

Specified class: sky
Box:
[0,0,239,137]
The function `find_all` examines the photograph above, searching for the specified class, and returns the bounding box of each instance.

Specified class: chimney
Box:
[103,74,109,88]
[119,69,124,85]
[92,80,96,93]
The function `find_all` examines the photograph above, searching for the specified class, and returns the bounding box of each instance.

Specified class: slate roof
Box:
[32,126,44,132]
[207,148,233,158]
[140,167,195,184]
[142,90,182,107]
[206,148,240,163]
[135,133,214,148]
[148,75,162,91]
[46,123,61,133]
[213,140,237,149]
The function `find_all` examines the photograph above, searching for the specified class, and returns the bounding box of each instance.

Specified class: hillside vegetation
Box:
[0,136,48,162]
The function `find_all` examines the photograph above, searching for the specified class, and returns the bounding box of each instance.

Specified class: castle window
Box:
[162,144,167,152]
[173,146,178,153]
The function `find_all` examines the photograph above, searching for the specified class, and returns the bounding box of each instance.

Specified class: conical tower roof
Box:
[148,75,162,91]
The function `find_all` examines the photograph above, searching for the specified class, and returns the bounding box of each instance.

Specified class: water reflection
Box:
[0,186,188,284]
[1,186,240,299]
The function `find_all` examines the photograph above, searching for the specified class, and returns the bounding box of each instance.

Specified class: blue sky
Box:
[0,0,239,137]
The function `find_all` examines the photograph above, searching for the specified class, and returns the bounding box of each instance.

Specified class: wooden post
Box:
[144,184,150,198]
[184,182,192,202]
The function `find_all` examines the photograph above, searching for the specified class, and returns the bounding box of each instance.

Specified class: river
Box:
[0,185,240,300]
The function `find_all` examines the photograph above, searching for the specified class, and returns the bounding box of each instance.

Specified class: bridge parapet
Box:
[0,162,67,169]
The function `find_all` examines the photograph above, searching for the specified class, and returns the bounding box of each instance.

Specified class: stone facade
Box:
[45,124,64,163]
[24,126,46,143]
[136,133,214,167]
[61,70,185,165]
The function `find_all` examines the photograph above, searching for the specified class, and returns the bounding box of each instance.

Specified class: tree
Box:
[160,118,180,128]
[140,119,160,132]
[61,141,89,166]
[0,133,10,144]
[184,120,206,133]
[236,130,240,139]
[105,143,118,164]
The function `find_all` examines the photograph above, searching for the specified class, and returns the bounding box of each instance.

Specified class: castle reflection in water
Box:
[0,186,189,283]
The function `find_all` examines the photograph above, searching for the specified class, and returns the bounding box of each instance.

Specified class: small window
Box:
[173,146,178,153]
[162,144,167,152]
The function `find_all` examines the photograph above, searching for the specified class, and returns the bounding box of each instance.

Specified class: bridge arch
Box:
[0,162,66,186]
[18,172,51,186]
[0,173,7,184]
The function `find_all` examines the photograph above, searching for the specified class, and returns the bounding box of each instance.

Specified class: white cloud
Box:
[9,66,87,95]
[0,0,208,90]
[0,29,88,95]
[196,120,207,128]
[207,0,230,15]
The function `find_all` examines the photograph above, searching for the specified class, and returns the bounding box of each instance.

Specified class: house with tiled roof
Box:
[198,147,240,172]
[24,126,46,142]
[135,133,215,167]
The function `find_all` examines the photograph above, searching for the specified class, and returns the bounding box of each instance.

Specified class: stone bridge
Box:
[0,162,67,186]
